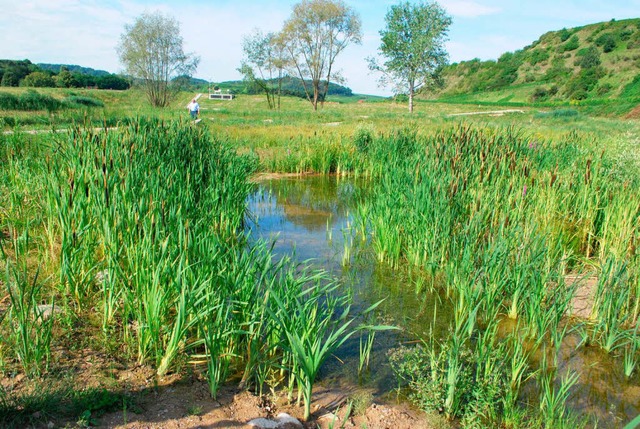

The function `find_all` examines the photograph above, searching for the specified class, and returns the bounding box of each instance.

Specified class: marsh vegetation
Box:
[1,89,640,427]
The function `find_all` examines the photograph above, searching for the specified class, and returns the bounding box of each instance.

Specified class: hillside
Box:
[37,63,110,77]
[436,18,640,103]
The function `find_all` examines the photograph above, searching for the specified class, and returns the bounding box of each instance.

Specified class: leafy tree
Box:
[97,74,130,90]
[21,71,55,87]
[117,11,199,107]
[1,71,19,87]
[239,29,288,110]
[280,0,362,111]
[0,60,38,87]
[56,66,76,88]
[368,1,452,113]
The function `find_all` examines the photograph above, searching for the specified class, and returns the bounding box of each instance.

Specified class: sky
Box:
[1,0,640,95]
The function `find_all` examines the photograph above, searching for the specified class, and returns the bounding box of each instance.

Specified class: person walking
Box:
[187,98,200,120]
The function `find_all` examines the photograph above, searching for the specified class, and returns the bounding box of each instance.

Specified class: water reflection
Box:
[245,175,639,426]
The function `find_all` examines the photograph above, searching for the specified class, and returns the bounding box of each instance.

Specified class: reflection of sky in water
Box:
[245,176,640,423]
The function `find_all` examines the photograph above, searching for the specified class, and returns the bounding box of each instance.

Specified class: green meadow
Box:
[1,87,640,428]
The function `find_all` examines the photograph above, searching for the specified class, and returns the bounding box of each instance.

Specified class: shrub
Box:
[575,47,602,69]
[560,35,579,52]
[558,28,571,42]
[21,71,55,88]
[595,33,617,53]
[596,83,614,96]
[531,86,549,102]
[529,49,550,66]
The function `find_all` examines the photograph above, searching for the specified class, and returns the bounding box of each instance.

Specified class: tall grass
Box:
[364,124,638,426]
[0,118,364,419]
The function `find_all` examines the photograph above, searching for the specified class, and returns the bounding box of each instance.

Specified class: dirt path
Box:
[447,109,525,117]
[99,378,436,429]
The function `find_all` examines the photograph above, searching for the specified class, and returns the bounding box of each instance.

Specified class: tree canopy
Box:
[117,12,199,107]
[369,1,451,112]
[280,0,362,110]
[239,29,288,110]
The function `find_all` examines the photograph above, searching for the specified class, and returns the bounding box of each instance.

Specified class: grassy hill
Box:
[436,18,640,104]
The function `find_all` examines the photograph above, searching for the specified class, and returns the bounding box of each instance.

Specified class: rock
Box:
[275,413,303,429]
[248,414,303,429]
[248,418,280,429]
[37,304,60,320]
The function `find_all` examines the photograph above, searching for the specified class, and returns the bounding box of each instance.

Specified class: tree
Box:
[368,1,452,113]
[21,71,55,88]
[117,12,199,107]
[56,66,76,88]
[239,29,288,110]
[280,0,362,111]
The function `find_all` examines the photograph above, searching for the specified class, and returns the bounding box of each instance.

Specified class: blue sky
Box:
[1,0,639,95]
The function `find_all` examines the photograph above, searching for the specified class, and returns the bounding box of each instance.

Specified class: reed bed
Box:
[354,124,640,426]
[0,118,366,424]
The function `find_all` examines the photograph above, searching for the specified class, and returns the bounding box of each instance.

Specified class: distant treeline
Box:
[221,76,353,99]
[0,60,130,90]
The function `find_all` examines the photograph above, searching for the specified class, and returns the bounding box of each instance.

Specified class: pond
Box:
[246,175,640,427]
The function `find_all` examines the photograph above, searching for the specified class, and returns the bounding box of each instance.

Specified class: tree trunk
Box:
[409,81,414,113]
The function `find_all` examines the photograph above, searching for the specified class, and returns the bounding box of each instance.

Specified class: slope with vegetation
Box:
[436,18,640,104]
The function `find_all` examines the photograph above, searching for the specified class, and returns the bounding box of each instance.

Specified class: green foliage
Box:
[558,28,572,42]
[63,95,105,107]
[530,85,559,102]
[21,71,55,88]
[0,60,38,87]
[437,18,640,103]
[369,0,451,112]
[96,74,130,90]
[0,385,135,428]
[565,66,605,100]
[534,108,580,118]
[528,49,550,65]
[353,123,375,153]
[595,32,617,53]
[118,11,200,106]
[560,35,580,52]
[0,92,20,110]
[280,0,362,110]
[17,90,62,111]
[575,46,602,69]
[620,73,640,98]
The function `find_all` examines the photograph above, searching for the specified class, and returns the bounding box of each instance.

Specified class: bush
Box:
[21,71,55,88]
[531,86,549,102]
[575,47,602,69]
[560,35,580,52]
[558,28,571,42]
[529,49,550,66]
[595,33,617,53]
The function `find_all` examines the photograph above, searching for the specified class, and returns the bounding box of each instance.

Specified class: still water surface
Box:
[246,175,639,427]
